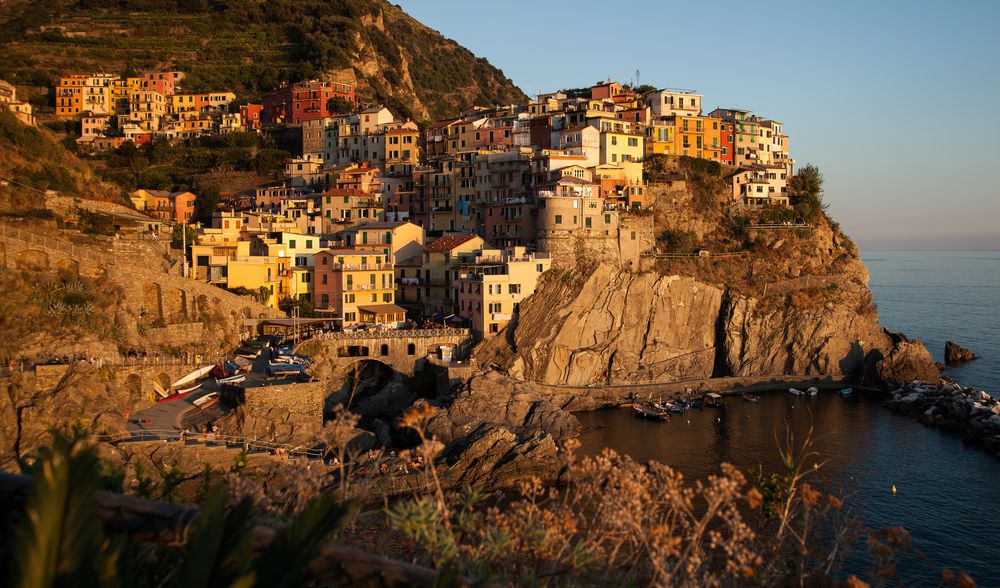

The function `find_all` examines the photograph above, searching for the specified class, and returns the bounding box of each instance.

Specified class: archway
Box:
[328,359,395,418]
[15,249,48,271]
[124,373,146,403]
[337,345,370,358]
[55,258,80,277]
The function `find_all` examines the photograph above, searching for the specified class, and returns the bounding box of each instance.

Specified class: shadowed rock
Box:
[945,341,977,364]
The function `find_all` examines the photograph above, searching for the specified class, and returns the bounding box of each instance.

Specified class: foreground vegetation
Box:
[0,407,977,587]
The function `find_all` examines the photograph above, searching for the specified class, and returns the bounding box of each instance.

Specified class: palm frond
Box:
[177,488,255,588]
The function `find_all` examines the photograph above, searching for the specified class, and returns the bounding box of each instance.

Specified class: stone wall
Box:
[537,215,655,270]
[144,322,205,348]
[243,381,329,417]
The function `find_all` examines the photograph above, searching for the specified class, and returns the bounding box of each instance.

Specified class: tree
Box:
[789,164,826,223]
[193,184,221,225]
[171,223,198,248]
[327,96,355,115]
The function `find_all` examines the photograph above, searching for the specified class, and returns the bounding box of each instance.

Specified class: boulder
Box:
[425,371,580,444]
[945,341,977,364]
[438,424,563,491]
[351,381,417,417]
[876,332,940,385]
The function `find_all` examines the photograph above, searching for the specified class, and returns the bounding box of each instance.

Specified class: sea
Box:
[577,251,1000,584]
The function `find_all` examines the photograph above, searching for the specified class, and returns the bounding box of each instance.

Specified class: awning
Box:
[357,304,408,315]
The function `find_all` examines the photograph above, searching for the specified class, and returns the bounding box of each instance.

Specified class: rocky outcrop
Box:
[876,332,941,385]
[945,341,977,364]
[479,262,897,386]
[885,381,1000,456]
[437,425,563,491]
[425,371,582,444]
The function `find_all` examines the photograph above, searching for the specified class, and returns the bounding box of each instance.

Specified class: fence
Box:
[97,428,326,460]
[759,274,853,298]
[747,223,813,231]
[0,222,117,267]
[314,327,470,340]
[642,250,749,259]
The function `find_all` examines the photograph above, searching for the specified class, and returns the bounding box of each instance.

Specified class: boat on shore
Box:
[807,387,819,396]
[216,373,246,385]
[633,404,670,421]
[267,362,307,376]
[171,365,214,389]
[194,392,220,410]
[789,388,805,396]
[157,382,202,403]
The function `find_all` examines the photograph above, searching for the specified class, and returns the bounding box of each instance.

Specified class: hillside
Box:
[0,107,126,210]
[0,0,527,121]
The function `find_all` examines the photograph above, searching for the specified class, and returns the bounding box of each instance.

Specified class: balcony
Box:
[492,312,513,321]
[343,283,391,292]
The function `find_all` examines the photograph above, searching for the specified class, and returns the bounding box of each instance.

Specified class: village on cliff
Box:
[4,72,799,340]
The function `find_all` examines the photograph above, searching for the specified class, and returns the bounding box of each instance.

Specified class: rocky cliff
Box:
[479,180,937,387]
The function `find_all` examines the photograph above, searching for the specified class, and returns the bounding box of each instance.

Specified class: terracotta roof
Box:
[425,234,479,252]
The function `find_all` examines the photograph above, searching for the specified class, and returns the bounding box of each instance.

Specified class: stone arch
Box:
[55,257,80,277]
[243,307,253,319]
[15,249,49,270]
[154,372,172,396]
[124,373,147,403]
[337,345,370,357]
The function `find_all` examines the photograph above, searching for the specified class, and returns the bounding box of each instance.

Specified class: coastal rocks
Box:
[945,341,977,364]
[425,371,581,444]
[875,332,941,385]
[885,380,1000,457]
[438,424,563,491]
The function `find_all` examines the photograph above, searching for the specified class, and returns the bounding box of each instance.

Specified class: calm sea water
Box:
[578,251,1000,584]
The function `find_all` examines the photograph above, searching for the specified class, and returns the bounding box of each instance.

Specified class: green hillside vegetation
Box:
[0,0,527,121]
[0,108,126,212]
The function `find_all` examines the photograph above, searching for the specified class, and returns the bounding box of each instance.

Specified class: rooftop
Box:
[425,234,480,252]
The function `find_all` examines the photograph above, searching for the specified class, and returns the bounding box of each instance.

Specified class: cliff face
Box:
[480,180,932,387]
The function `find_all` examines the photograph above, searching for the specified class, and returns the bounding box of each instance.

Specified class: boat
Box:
[156,382,202,403]
[198,397,220,410]
[171,365,214,389]
[688,400,704,409]
[703,392,725,408]
[267,362,307,376]
[633,404,670,421]
[152,380,168,398]
[839,388,854,397]
[741,394,760,403]
[232,356,253,371]
[654,401,685,413]
[807,387,819,396]
[216,374,246,385]
[193,392,219,408]
[789,388,806,396]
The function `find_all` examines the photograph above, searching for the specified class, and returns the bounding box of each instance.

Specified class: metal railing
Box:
[314,327,469,341]
[97,428,325,460]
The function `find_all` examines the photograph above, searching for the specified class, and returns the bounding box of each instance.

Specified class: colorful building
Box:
[261,80,357,126]
[313,249,395,324]
[454,246,552,338]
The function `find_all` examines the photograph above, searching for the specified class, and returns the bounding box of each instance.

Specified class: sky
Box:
[395,0,1000,250]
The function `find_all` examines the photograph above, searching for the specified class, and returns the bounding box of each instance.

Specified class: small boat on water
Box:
[807,387,819,396]
[654,401,686,413]
[741,394,760,403]
[840,388,854,397]
[703,392,725,408]
[633,404,670,421]
[194,392,220,410]
[216,374,246,385]
[789,388,806,396]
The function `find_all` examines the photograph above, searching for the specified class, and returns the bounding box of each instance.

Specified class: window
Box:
[489,323,499,333]
[585,217,592,228]
[605,214,611,224]
[407,343,416,355]
[611,135,618,145]
[345,293,355,303]
[289,239,297,248]
[627,138,638,147]
[509,284,521,294]
[554,214,562,224]
[380,344,389,356]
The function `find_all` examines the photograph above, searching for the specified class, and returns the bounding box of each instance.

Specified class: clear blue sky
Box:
[395,0,1000,250]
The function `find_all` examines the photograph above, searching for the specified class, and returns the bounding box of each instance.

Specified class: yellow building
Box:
[226,253,290,310]
[645,121,676,156]
[599,129,644,165]
[314,249,396,325]
[384,127,421,167]
[337,221,425,265]
[420,234,485,318]
[455,247,553,338]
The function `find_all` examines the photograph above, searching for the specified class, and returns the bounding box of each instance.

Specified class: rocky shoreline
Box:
[885,380,1000,457]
